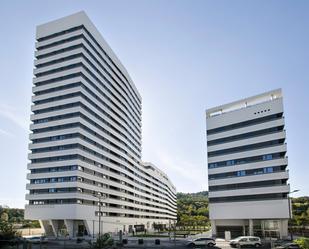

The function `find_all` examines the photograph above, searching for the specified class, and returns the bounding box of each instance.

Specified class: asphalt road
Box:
[122,238,271,249]
[8,238,272,249]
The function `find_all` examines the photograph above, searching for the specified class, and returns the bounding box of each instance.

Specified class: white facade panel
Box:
[209,199,290,220]
[208,171,289,186]
[209,185,290,198]
[207,130,286,153]
[208,157,288,175]
[207,118,285,142]
[208,144,287,164]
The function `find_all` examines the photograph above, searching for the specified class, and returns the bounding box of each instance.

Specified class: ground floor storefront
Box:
[211,219,288,239]
[39,218,172,238]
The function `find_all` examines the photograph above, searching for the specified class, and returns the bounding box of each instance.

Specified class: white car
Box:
[25,236,48,244]
[186,237,216,247]
[229,236,261,248]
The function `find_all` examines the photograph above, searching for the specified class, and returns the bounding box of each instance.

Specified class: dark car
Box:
[186,237,216,247]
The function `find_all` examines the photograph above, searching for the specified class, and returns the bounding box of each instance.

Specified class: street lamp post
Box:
[287,189,299,241]
[94,193,107,238]
[173,220,176,244]
[98,195,102,238]
[168,219,171,241]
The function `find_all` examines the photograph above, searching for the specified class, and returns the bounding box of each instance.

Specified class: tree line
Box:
[0,206,40,229]
[291,196,309,227]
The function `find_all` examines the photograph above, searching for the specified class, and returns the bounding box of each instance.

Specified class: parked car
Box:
[186,237,216,247]
[230,236,261,248]
[274,240,292,247]
[275,243,300,249]
[25,236,48,244]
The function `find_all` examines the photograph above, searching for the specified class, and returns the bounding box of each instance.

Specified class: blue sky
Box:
[0,0,308,208]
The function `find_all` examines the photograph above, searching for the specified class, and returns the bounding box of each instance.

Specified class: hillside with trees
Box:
[292,197,309,226]
[177,191,210,228]
[0,206,39,228]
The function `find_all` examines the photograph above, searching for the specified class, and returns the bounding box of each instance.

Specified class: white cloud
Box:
[0,128,14,137]
[0,103,28,131]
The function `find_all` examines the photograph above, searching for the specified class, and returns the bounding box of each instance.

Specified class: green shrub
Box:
[0,220,19,240]
[92,233,114,249]
[295,237,309,249]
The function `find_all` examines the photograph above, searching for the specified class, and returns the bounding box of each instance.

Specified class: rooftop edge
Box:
[206,88,282,118]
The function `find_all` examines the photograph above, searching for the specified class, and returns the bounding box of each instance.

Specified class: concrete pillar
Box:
[84,220,95,237]
[211,220,217,237]
[64,220,74,238]
[50,220,59,237]
[249,219,254,236]
[261,221,265,238]
[40,220,54,237]
[39,220,46,235]
[280,220,288,239]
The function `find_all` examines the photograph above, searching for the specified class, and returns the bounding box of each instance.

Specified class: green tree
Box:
[291,197,309,227]
[295,237,309,249]
[0,220,19,240]
[196,207,209,216]
[0,213,8,222]
[177,192,210,230]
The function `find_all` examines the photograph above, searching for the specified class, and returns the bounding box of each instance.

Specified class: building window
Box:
[209,163,217,169]
[237,171,246,177]
[264,167,274,173]
[263,154,273,160]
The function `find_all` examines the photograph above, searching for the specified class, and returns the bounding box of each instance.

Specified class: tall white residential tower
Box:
[25,11,177,237]
[206,89,289,239]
